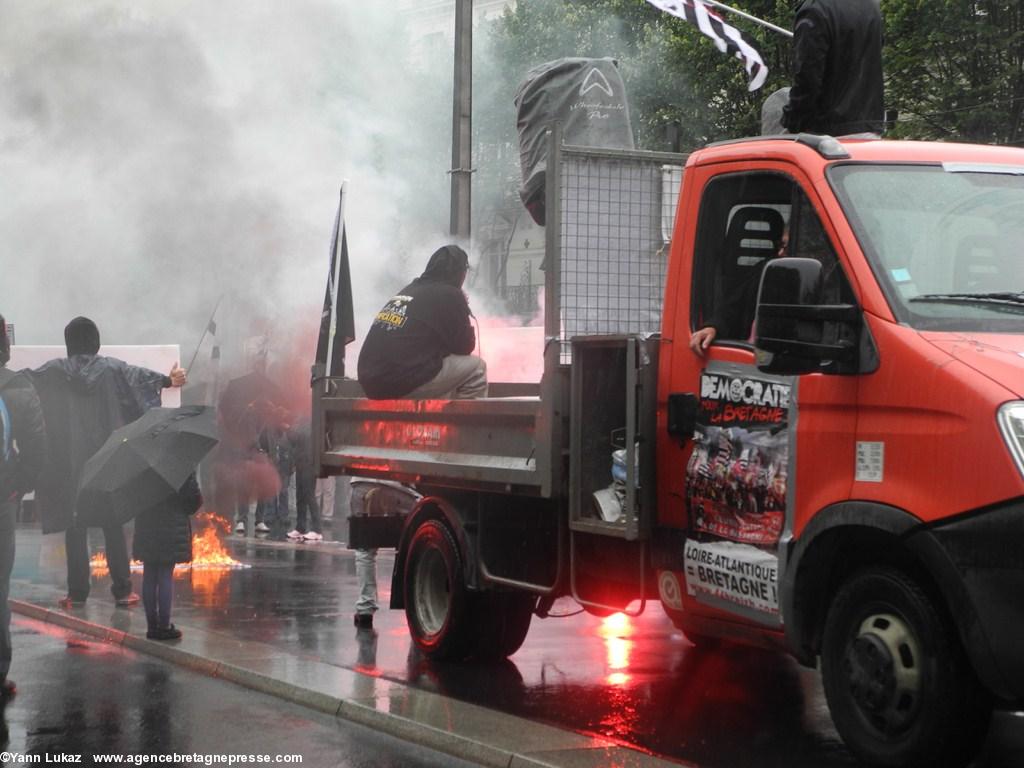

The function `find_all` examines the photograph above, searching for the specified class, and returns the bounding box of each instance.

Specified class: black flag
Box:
[315,183,355,378]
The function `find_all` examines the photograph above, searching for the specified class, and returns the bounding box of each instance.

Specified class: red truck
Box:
[314,130,1024,768]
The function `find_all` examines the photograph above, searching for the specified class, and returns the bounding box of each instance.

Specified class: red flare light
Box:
[90,513,245,577]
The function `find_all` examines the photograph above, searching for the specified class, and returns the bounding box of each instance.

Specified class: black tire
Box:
[404,520,473,661]
[472,592,535,660]
[820,567,991,768]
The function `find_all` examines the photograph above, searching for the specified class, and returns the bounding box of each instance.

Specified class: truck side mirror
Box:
[754,258,866,375]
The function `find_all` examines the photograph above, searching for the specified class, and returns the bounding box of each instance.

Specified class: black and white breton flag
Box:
[646,0,768,91]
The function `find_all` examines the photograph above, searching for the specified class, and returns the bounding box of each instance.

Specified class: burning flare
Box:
[90,512,247,575]
[189,512,244,569]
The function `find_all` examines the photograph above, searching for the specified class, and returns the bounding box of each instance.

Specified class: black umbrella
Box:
[76,405,218,527]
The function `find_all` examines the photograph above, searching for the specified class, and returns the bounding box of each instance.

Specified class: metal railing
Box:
[543,127,687,362]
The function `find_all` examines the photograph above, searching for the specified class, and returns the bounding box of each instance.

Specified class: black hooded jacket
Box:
[133,474,202,565]
[30,355,169,533]
[782,0,884,135]
[358,245,476,399]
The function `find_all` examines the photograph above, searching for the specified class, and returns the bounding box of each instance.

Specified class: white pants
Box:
[316,477,337,519]
[354,548,378,615]
[349,476,422,618]
[405,354,487,399]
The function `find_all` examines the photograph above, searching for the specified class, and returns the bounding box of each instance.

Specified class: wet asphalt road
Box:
[0,615,480,767]
[13,521,1024,768]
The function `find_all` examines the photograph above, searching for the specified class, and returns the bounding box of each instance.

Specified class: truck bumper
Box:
[916,497,1024,701]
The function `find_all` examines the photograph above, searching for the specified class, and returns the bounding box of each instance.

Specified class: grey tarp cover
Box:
[514,57,635,226]
[761,87,791,135]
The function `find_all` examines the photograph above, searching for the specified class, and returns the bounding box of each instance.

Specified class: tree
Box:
[477,0,792,155]
[882,1,1024,144]
[481,1,1024,147]
[470,1,1024,302]
[471,0,792,302]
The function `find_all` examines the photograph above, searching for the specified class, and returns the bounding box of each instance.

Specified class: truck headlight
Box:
[997,402,1024,478]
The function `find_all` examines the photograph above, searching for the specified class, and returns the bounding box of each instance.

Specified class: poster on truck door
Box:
[685,370,791,547]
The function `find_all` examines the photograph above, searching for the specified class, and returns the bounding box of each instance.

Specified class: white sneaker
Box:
[255,522,270,533]
[234,521,245,534]
[302,531,323,542]
[286,529,303,539]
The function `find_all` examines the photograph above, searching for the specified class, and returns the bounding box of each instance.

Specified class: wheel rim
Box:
[842,612,922,736]
[412,546,450,637]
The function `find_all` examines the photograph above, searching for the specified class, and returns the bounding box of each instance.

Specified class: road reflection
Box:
[27,531,1021,768]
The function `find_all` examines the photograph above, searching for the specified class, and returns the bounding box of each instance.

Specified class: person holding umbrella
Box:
[77,404,217,639]
[131,473,202,640]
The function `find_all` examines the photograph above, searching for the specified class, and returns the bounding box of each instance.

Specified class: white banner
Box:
[684,539,779,615]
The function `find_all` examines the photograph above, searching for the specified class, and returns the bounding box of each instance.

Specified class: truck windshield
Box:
[829,163,1024,332]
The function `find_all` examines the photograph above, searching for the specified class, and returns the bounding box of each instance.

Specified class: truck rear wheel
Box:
[820,566,991,768]
[473,592,535,660]
[404,519,473,661]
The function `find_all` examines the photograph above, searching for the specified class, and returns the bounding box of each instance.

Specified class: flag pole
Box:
[186,294,224,373]
[324,180,348,386]
[702,0,792,38]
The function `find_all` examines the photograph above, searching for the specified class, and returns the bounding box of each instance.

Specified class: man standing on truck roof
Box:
[357,244,486,400]
[781,0,884,136]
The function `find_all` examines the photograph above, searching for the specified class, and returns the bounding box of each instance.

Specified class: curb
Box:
[11,598,561,768]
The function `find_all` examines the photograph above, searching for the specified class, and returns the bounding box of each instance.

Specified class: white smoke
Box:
[0,0,457,380]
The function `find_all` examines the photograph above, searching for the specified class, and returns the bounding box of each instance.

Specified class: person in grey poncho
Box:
[30,317,186,608]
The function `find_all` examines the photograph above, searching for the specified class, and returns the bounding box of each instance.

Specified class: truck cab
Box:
[659,135,1024,768]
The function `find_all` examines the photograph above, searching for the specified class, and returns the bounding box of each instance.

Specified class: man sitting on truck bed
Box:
[357,244,487,400]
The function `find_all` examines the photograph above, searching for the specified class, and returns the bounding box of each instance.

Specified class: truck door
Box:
[658,165,859,639]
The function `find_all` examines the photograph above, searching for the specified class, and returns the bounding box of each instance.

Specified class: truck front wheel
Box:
[404,520,473,661]
[820,566,991,768]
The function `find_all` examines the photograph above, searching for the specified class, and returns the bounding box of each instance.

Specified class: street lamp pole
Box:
[450,0,473,240]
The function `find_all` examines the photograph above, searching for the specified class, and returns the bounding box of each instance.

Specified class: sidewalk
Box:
[8,526,685,768]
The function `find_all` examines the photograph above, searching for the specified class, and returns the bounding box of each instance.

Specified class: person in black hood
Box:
[0,313,46,700]
[353,245,485,629]
[30,316,186,608]
[357,245,487,400]
[782,0,884,136]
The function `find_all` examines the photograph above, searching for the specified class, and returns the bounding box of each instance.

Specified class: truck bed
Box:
[318,379,555,496]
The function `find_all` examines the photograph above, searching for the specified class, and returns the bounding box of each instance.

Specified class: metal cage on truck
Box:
[313,127,686,505]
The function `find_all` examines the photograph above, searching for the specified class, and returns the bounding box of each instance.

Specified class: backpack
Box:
[0,370,17,500]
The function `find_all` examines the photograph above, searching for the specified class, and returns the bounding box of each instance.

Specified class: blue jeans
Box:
[354,548,378,615]
[257,473,290,526]
[142,563,174,630]
[295,464,321,534]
